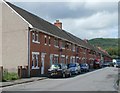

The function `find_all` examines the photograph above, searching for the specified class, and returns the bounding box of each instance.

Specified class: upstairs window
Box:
[49,37,51,46]
[61,41,65,49]
[32,31,40,44]
[44,35,47,45]
[54,38,59,47]
[76,46,79,53]
[36,33,39,42]
[72,45,75,52]
[32,32,35,41]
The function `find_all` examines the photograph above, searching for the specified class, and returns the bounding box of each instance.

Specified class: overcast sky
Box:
[8,0,118,40]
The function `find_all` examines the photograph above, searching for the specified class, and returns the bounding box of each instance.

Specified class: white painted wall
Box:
[0,0,2,67]
[2,2,29,72]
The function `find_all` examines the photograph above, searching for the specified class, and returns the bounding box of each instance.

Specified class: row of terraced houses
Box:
[1,1,112,77]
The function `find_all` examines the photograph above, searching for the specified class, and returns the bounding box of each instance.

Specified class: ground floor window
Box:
[32,52,40,69]
[76,57,80,63]
[61,55,65,64]
[54,55,59,64]
[73,57,75,63]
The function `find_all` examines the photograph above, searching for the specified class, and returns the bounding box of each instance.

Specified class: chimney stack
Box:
[84,39,88,43]
[54,20,62,29]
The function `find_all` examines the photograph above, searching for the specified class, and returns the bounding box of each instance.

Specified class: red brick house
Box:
[1,1,112,77]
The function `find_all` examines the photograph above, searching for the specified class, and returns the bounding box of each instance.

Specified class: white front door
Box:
[50,54,53,66]
[41,53,46,74]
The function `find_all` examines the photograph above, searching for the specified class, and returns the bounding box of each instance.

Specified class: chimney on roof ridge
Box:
[54,20,62,29]
[84,39,88,43]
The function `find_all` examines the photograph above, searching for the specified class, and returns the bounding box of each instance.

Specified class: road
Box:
[2,67,118,91]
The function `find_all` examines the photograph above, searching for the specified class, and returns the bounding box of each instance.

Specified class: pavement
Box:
[0,77,47,87]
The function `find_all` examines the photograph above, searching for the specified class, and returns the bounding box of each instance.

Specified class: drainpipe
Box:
[28,27,31,77]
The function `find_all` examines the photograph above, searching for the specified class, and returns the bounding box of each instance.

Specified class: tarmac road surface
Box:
[2,67,118,91]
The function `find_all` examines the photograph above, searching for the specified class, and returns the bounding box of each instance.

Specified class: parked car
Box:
[48,63,71,78]
[80,63,89,72]
[116,61,120,68]
[102,62,114,67]
[93,59,101,69]
[102,62,110,67]
[67,63,81,75]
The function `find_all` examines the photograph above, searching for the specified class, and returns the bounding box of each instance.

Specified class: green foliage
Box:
[89,38,119,58]
[3,71,19,81]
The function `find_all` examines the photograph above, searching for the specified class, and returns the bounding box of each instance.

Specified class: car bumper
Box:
[48,71,62,77]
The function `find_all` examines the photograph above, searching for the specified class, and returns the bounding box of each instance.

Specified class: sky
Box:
[7,0,118,40]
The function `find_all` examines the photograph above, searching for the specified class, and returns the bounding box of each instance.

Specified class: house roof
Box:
[5,1,111,57]
[6,2,82,46]
[6,2,87,47]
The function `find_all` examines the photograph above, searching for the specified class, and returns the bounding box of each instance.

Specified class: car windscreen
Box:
[69,64,76,67]
[81,64,87,67]
[50,64,61,69]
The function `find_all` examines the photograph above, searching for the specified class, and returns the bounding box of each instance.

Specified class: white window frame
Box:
[32,32,40,44]
[61,41,65,49]
[44,35,47,45]
[54,39,59,48]
[72,45,75,52]
[54,54,59,64]
[32,32,35,42]
[32,52,40,69]
[48,37,51,46]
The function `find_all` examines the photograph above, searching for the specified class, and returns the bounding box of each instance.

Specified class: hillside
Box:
[88,38,119,58]
[88,38,118,49]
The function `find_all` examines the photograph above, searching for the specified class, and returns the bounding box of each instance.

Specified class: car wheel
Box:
[62,73,66,78]
[69,72,72,77]
[76,70,78,75]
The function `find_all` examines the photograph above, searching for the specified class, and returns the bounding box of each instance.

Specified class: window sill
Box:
[54,45,59,48]
[32,41,40,44]
[32,66,40,69]
[44,43,47,46]
[61,47,65,49]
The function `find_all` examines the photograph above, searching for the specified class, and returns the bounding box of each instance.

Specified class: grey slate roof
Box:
[6,2,111,57]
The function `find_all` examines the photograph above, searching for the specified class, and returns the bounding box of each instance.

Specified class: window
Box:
[54,55,59,64]
[61,55,65,64]
[61,41,65,49]
[76,46,79,53]
[32,52,39,69]
[44,35,47,45]
[72,45,75,52]
[54,38,59,47]
[36,33,39,42]
[73,57,75,63]
[49,37,51,46]
[32,31,40,44]
[69,43,72,50]
[32,32,35,42]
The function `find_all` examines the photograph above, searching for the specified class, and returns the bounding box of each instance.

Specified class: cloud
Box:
[61,11,118,39]
[11,1,118,39]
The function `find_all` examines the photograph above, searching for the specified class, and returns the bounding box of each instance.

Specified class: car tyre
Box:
[69,72,72,77]
[62,73,66,78]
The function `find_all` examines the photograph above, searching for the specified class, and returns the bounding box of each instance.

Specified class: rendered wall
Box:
[2,2,29,72]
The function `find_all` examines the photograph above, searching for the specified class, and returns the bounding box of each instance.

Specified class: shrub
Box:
[3,71,19,81]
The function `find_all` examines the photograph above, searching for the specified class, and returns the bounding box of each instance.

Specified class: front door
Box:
[50,54,53,66]
[41,53,46,74]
